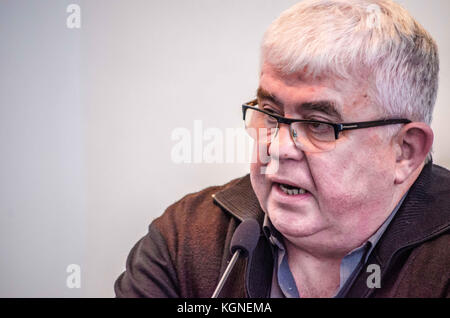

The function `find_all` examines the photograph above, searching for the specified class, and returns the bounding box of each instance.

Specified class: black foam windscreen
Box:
[230,218,260,257]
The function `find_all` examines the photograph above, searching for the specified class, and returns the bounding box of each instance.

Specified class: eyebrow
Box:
[256,87,343,122]
[301,101,343,122]
[256,87,284,107]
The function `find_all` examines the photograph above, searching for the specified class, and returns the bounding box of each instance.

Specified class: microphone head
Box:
[230,218,260,257]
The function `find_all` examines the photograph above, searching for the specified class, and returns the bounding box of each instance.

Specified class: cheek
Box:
[250,161,269,207]
[249,140,272,193]
[312,147,395,212]
[249,142,264,185]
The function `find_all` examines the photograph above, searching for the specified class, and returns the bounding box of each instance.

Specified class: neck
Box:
[284,239,342,298]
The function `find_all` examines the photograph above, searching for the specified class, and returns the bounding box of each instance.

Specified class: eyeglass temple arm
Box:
[339,119,412,131]
[335,119,411,139]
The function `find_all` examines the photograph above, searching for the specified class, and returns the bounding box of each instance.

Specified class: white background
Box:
[0,0,449,297]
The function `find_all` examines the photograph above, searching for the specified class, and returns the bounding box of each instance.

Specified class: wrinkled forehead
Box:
[258,63,376,121]
[259,62,369,93]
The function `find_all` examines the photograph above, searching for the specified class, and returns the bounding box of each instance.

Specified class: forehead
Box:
[258,64,375,120]
[259,64,355,101]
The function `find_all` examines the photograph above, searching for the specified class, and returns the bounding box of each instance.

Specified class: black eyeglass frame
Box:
[242,99,412,140]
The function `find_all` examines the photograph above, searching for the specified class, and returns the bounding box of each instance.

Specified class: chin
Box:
[268,207,328,239]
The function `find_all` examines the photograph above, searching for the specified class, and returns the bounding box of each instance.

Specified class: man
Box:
[115,0,449,298]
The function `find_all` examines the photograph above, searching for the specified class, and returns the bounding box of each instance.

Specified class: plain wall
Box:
[0,0,448,297]
[0,0,85,297]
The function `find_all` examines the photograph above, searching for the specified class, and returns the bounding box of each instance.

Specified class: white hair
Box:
[261,0,439,126]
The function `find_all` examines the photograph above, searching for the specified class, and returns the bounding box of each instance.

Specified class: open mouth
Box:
[278,183,308,196]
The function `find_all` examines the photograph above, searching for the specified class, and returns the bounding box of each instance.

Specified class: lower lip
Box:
[271,183,312,203]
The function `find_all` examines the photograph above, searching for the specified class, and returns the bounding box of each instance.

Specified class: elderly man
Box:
[115,0,449,298]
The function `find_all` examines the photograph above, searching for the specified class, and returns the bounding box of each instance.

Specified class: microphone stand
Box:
[211,249,241,298]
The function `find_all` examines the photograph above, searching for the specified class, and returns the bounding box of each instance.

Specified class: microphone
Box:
[211,218,260,298]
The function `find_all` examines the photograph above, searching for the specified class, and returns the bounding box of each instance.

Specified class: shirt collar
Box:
[263,213,284,250]
[363,192,408,261]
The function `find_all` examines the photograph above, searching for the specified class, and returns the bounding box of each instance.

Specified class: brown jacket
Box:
[115,162,450,298]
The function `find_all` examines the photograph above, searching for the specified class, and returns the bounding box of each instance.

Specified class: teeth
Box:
[279,183,306,195]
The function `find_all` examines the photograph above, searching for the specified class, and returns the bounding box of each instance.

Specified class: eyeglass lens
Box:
[244,108,336,153]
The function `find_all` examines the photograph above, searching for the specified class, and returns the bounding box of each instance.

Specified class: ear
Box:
[394,123,434,184]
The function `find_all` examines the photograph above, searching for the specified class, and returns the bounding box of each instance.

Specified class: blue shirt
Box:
[263,194,407,298]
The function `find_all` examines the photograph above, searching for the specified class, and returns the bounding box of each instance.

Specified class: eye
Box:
[307,122,333,134]
[262,107,281,116]
[263,113,278,126]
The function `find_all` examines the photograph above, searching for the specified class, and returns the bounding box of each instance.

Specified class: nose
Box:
[268,123,304,160]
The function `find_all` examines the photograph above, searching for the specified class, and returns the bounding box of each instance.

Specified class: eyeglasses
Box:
[242,99,411,153]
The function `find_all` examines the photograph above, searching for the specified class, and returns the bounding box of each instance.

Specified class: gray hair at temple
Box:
[261,0,439,126]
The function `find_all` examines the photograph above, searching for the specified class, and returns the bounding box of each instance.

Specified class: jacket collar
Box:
[212,175,265,224]
[213,162,450,298]
[375,162,450,263]
[347,162,450,297]
[213,175,272,297]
